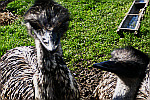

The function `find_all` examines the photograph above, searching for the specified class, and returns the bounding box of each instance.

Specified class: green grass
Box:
[6,0,34,15]
[0,0,150,70]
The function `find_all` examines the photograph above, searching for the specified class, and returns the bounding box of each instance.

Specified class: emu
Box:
[93,46,149,100]
[0,0,79,99]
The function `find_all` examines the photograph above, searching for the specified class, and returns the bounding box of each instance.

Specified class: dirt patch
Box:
[0,11,17,25]
[0,0,14,11]
[71,66,102,100]
[0,0,17,25]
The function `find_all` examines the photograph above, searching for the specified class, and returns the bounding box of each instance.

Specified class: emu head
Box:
[24,0,69,51]
[93,46,149,78]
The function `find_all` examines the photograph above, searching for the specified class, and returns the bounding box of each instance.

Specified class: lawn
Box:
[0,0,150,72]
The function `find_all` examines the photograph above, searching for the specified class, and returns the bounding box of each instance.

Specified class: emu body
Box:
[93,47,149,100]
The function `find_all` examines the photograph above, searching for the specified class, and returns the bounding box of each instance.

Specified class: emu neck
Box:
[113,76,141,100]
[34,39,44,100]
[33,39,63,100]
[33,39,78,100]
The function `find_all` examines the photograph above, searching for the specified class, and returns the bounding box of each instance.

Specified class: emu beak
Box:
[93,61,117,72]
[93,61,141,78]
[34,29,60,51]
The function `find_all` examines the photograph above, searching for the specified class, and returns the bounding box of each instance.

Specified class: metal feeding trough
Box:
[117,0,149,34]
